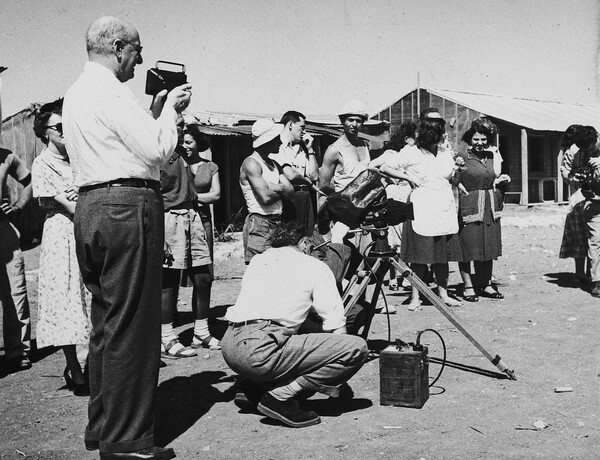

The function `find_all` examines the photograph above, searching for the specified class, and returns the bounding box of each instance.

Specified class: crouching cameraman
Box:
[221,222,368,428]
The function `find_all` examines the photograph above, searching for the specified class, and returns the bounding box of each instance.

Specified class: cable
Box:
[416,328,447,387]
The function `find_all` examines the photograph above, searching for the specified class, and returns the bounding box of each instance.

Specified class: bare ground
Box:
[0,204,598,459]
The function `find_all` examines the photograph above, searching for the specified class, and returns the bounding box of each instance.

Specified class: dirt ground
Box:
[0,204,598,460]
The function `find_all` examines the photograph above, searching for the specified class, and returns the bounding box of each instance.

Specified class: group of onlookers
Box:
[1,13,599,460]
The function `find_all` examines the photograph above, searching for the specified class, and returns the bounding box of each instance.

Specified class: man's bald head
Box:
[86,16,138,57]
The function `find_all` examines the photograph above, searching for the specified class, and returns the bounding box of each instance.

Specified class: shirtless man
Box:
[319,100,370,200]
[240,118,294,264]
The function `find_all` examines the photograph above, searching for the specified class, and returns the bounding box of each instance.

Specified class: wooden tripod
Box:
[342,227,516,380]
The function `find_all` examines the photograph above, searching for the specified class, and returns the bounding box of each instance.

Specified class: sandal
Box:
[407,297,422,311]
[463,287,479,302]
[440,296,463,307]
[479,286,504,299]
[161,339,197,359]
[192,334,222,350]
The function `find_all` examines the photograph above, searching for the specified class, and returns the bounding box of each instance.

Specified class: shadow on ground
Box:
[154,370,237,447]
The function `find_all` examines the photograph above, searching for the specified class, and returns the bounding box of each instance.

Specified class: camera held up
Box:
[145,60,187,96]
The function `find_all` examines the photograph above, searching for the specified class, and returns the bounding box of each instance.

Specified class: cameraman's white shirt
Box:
[226,246,345,331]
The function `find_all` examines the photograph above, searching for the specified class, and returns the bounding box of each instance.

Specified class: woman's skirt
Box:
[559,201,587,259]
[400,219,461,264]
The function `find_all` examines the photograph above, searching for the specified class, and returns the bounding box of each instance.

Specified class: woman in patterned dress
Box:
[31,105,91,396]
[456,121,509,301]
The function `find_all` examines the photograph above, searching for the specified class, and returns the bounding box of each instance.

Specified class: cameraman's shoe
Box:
[234,378,264,411]
[257,393,320,428]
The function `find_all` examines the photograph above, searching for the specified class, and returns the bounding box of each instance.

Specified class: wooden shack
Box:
[372,87,600,205]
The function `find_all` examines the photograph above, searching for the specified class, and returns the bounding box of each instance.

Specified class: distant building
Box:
[372,87,600,205]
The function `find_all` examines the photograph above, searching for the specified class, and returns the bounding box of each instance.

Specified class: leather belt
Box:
[229,319,285,328]
[79,179,161,193]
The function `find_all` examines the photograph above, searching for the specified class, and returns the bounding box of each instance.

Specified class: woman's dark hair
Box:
[561,124,583,150]
[184,124,211,152]
[417,118,445,148]
[461,121,493,146]
[386,121,417,151]
[573,126,598,149]
[271,222,306,248]
[33,108,62,145]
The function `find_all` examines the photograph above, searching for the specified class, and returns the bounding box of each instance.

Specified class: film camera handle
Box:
[155,60,186,73]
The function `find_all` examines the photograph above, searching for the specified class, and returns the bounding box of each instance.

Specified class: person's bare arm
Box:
[196,171,221,205]
[271,172,294,200]
[242,157,284,206]
[319,144,340,193]
[53,192,77,215]
[303,134,319,183]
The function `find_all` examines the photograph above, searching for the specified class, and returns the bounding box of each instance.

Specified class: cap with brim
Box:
[252,118,284,148]
[337,100,368,120]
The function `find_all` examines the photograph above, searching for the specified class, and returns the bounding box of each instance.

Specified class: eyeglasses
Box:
[126,42,143,54]
[46,123,62,135]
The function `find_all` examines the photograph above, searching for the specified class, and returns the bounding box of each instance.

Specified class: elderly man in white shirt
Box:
[221,222,368,429]
[62,16,190,460]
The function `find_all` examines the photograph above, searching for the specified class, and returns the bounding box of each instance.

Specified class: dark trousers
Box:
[74,186,164,453]
[282,189,316,236]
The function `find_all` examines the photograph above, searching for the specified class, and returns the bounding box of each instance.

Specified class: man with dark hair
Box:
[221,222,368,428]
[568,126,600,297]
[63,15,190,460]
[0,146,32,373]
[270,111,319,234]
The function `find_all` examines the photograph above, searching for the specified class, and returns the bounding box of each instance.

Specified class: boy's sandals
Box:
[192,334,222,350]
[161,339,197,359]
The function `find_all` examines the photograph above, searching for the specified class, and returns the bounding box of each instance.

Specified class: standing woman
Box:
[559,125,589,282]
[456,121,508,301]
[31,104,91,395]
[383,115,464,307]
[183,124,221,349]
[371,121,417,290]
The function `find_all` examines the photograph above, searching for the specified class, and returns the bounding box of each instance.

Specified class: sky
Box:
[1,0,599,120]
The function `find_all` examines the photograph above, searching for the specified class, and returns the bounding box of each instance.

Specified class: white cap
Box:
[252,118,284,148]
[337,100,368,119]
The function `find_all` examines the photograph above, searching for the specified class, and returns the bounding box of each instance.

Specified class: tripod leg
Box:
[342,258,390,338]
[391,258,516,380]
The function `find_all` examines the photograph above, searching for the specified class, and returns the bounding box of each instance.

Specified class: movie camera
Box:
[145,60,187,96]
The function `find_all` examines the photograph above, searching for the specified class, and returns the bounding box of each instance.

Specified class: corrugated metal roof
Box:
[195,125,251,136]
[425,88,600,132]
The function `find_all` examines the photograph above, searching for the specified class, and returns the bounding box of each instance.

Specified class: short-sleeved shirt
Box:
[270,143,310,178]
[0,147,30,204]
[387,144,457,236]
[31,148,74,211]
[160,148,197,211]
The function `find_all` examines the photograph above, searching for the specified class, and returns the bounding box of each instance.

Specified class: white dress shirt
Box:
[226,247,346,331]
[63,62,178,187]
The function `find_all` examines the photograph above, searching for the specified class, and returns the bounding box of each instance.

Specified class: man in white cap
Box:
[319,100,371,200]
[240,119,294,264]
